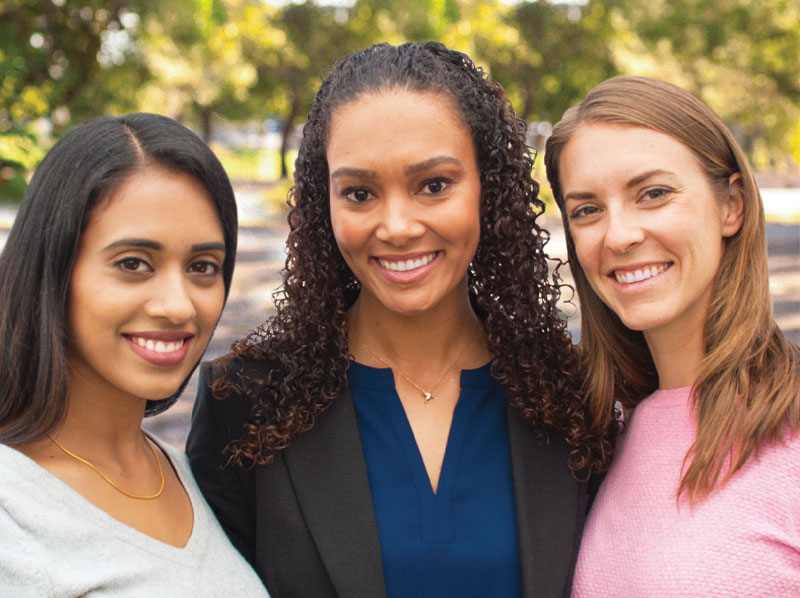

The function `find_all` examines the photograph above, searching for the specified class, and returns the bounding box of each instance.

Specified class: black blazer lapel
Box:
[508,407,586,598]
[284,386,387,598]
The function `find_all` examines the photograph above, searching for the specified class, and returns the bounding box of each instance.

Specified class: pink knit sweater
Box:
[572,386,800,597]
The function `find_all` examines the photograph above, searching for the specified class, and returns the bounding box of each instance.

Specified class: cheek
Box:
[197,285,226,329]
[570,230,600,274]
[448,197,481,250]
[69,271,110,332]
[328,202,347,246]
[329,211,366,258]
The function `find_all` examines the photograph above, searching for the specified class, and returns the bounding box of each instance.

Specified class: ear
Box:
[721,173,745,238]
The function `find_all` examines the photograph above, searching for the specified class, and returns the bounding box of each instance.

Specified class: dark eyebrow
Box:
[404,156,461,176]
[330,156,462,181]
[103,239,226,254]
[191,242,226,253]
[330,167,379,180]
[103,238,162,251]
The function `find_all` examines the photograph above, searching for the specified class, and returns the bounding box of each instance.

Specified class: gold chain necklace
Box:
[359,339,470,404]
[48,433,165,500]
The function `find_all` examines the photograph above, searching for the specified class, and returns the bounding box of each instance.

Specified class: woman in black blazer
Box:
[187,42,612,598]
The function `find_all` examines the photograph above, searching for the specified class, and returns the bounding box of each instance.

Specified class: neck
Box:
[53,368,149,459]
[644,322,705,390]
[348,288,488,369]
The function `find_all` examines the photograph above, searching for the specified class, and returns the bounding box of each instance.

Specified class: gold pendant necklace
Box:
[358,339,470,404]
[48,433,165,500]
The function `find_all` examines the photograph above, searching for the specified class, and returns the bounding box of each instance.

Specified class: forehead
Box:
[559,123,703,188]
[85,166,223,241]
[326,89,474,166]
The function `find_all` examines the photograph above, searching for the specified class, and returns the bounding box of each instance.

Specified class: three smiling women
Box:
[2,42,796,598]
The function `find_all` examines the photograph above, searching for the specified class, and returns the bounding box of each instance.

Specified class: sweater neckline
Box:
[0,439,207,557]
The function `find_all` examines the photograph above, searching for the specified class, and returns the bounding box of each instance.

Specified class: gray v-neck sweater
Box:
[0,439,268,597]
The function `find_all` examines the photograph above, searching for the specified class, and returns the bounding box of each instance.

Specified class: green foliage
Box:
[476,0,618,123]
[210,144,298,181]
[0,0,156,200]
[2,0,799,202]
[611,0,800,167]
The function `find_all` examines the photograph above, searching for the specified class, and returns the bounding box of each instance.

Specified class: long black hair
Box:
[0,113,237,443]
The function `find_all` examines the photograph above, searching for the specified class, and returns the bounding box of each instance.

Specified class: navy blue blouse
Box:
[348,361,522,597]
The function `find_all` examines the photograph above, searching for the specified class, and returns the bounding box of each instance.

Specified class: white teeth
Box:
[614,264,668,284]
[130,336,186,353]
[379,252,436,272]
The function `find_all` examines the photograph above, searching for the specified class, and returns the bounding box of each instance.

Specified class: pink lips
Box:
[124,331,194,367]
[608,262,672,293]
[373,250,441,284]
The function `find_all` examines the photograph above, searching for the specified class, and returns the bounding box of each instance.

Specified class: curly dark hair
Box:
[213,41,614,476]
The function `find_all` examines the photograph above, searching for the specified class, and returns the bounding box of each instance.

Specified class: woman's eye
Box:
[343,188,373,203]
[570,205,600,220]
[642,187,670,202]
[189,261,221,276]
[115,257,151,273]
[420,178,450,195]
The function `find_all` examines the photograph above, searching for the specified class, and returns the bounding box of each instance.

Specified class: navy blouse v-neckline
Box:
[348,361,521,597]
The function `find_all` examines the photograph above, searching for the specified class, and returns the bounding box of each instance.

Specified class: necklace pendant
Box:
[423,391,436,403]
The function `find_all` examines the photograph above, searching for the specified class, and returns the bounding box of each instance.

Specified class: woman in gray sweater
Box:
[0,114,268,597]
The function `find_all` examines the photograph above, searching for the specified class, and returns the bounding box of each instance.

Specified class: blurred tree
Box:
[135,0,262,142]
[0,0,151,199]
[482,0,619,125]
[350,0,462,44]
[611,0,800,168]
[240,1,360,178]
[3,0,799,196]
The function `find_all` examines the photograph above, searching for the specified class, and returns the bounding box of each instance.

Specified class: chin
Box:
[388,301,438,317]
[127,377,191,403]
[617,314,671,334]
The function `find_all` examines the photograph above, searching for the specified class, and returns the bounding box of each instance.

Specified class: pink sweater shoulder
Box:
[572,386,800,597]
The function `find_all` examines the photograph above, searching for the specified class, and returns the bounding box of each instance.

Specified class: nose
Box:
[374,193,426,246]
[603,205,645,254]
[144,270,196,325]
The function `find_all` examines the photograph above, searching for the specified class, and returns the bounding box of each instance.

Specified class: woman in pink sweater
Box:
[544,76,800,596]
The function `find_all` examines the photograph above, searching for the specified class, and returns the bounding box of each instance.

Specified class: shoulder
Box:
[187,352,282,468]
[0,447,58,595]
[0,503,52,596]
[148,436,191,476]
[203,349,280,392]
[0,444,60,504]
[194,351,281,419]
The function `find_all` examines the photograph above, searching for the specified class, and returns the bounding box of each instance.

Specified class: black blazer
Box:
[187,362,589,598]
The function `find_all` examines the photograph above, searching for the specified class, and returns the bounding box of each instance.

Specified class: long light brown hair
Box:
[544,75,800,501]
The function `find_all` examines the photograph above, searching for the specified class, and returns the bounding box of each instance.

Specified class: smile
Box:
[378,252,438,272]
[613,263,671,284]
[129,336,186,354]
[125,332,194,367]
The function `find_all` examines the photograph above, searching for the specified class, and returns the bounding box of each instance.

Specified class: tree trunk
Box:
[199,106,213,144]
[521,87,534,124]
[280,92,302,179]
